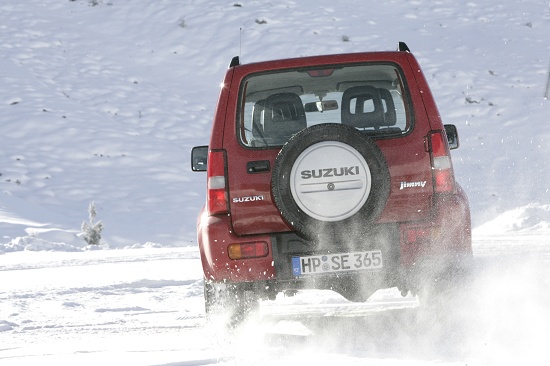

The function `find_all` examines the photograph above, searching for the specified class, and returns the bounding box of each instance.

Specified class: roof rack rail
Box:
[229,56,240,68]
[397,42,410,53]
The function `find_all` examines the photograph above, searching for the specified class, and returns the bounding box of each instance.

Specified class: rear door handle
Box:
[247,160,270,173]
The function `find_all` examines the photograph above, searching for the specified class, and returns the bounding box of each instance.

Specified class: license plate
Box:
[292,250,383,276]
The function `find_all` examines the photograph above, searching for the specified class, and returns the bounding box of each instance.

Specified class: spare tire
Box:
[272,123,390,242]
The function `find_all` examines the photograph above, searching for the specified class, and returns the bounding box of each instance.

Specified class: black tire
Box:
[272,123,390,242]
[416,261,474,313]
[204,280,259,327]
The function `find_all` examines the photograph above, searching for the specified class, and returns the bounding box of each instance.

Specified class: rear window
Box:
[238,63,411,148]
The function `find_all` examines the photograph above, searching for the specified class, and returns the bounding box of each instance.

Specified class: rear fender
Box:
[197,210,276,282]
[400,184,472,268]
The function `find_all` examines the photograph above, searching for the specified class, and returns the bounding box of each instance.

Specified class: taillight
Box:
[402,225,441,245]
[429,131,455,193]
[228,242,269,260]
[207,150,229,215]
[405,227,431,245]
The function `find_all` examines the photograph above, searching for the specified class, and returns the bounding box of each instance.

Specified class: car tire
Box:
[272,123,391,242]
[204,280,259,327]
[417,263,473,308]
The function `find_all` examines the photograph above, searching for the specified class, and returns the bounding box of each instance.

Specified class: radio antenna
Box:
[239,27,242,58]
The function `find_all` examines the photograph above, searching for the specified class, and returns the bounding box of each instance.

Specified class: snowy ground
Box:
[1,0,550,364]
[1,235,550,365]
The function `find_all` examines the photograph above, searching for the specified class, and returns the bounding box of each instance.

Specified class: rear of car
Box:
[192,43,472,322]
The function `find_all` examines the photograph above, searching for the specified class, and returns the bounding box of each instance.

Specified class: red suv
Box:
[192,42,472,323]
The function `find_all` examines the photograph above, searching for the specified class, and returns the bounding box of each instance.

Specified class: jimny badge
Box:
[399,181,427,190]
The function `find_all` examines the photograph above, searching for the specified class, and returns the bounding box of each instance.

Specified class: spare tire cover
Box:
[272,123,390,241]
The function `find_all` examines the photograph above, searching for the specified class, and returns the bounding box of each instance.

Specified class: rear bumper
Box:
[197,185,472,289]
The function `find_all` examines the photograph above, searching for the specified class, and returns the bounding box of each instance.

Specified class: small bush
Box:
[81,202,103,245]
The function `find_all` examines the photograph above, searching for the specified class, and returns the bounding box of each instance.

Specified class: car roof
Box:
[231,51,412,74]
